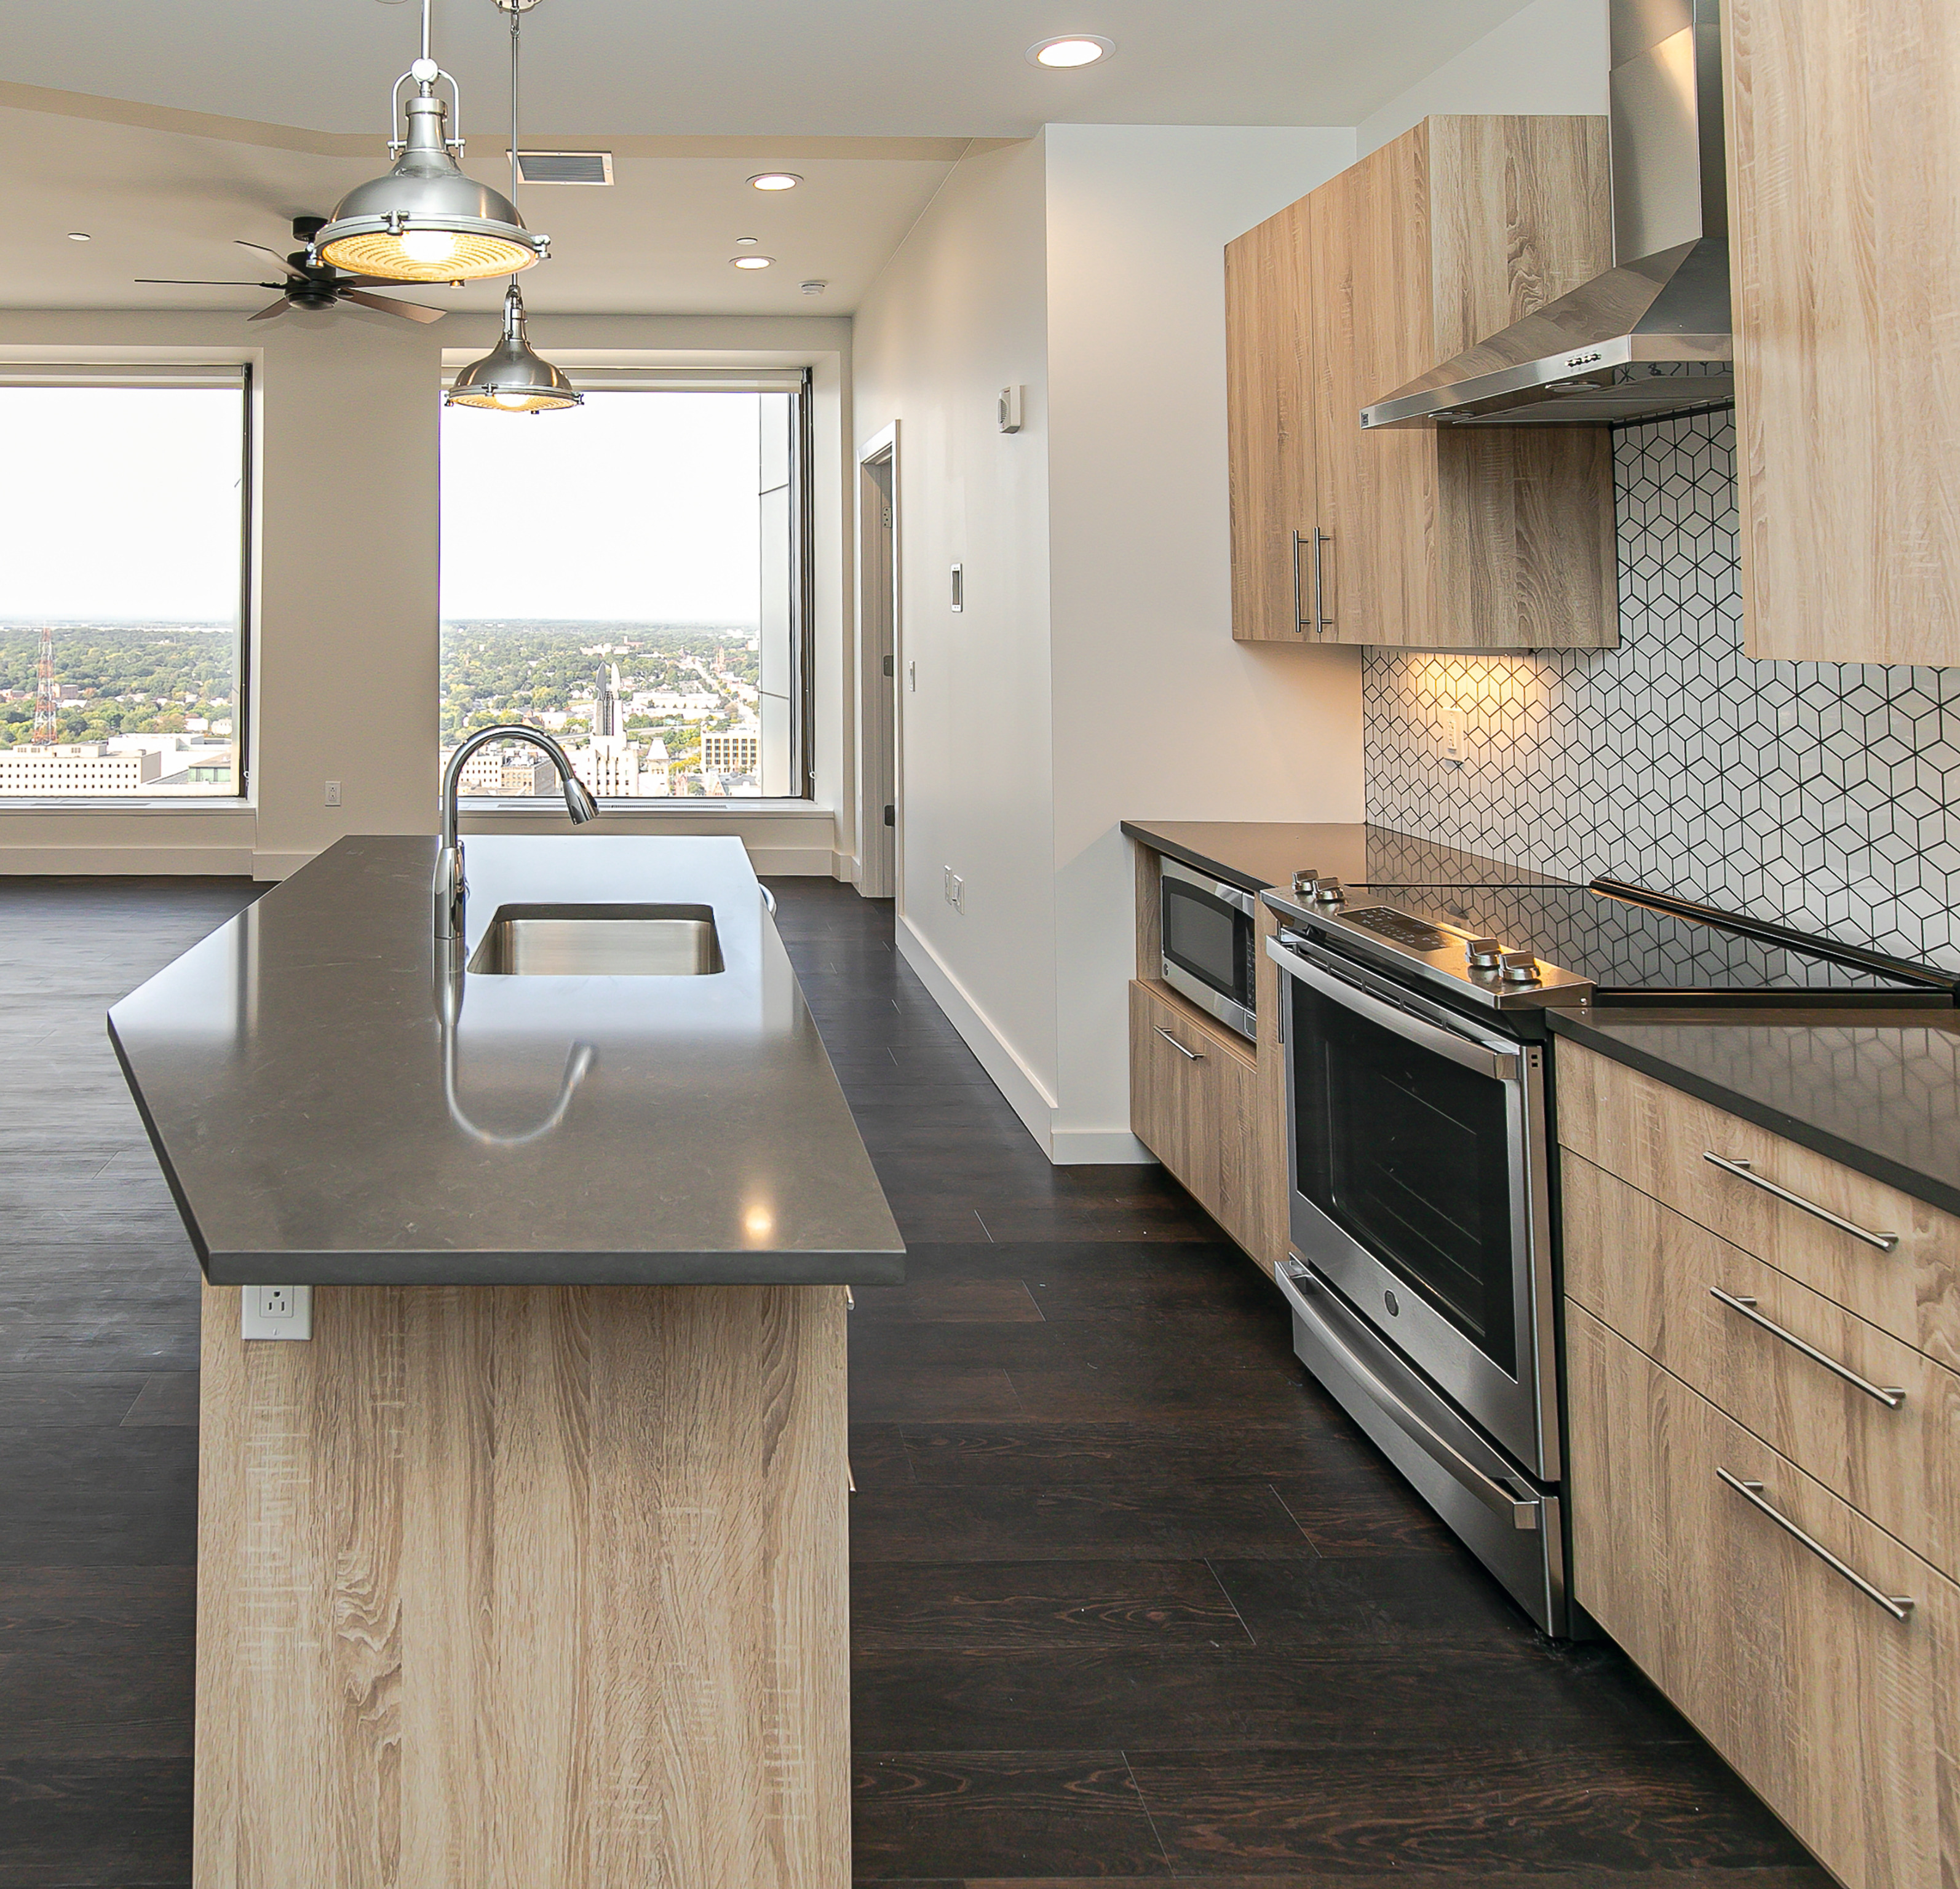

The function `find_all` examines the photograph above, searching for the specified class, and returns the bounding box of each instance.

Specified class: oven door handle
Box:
[1265,935,1520,1082]
[1277,1262,1542,1531]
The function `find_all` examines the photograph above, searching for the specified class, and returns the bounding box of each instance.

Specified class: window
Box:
[0,373,250,801]
[439,375,811,802]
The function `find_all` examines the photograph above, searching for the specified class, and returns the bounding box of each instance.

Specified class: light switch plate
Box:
[241,1283,312,1341]
[1439,710,1466,766]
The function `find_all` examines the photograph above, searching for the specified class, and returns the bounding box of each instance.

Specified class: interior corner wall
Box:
[851,136,1063,1147]
[1355,0,1609,154]
[1040,124,1363,1161]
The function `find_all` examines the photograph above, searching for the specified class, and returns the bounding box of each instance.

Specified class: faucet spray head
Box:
[562,775,600,823]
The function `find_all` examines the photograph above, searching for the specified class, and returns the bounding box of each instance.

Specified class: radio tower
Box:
[31,627,59,746]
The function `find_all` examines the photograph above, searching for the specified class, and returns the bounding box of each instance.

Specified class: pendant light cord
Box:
[507,4,522,296]
[421,0,432,68]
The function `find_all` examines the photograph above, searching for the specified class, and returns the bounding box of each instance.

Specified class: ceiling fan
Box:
[135,215,447,324]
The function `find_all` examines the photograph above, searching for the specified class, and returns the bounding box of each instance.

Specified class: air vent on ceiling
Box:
[512,150,614,186]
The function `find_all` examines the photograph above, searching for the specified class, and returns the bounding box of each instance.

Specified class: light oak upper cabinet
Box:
[1228,116,1617,651]
[1725,0,1960,665]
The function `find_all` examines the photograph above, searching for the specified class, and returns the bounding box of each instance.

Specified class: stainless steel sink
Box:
[466,904,724,976]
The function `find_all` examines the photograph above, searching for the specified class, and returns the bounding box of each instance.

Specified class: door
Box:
[857,434,899,898]
[1225,199,1316,642]
[1306,137,1434,647]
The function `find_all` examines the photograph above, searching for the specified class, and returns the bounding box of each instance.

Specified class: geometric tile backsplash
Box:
[1363,408,1960,971]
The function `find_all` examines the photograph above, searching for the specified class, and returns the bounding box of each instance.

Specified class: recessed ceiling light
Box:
[734,236,760,247]
[732,255,774,269]
[66,231,92,242]
[1028,34,1114,66]
[748,173,802,191]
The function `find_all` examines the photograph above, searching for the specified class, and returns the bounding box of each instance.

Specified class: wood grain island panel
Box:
[195,1280,850,1889]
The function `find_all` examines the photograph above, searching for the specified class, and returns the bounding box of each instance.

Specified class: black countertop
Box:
[1120,819,1566,897]
[108,834,906,1286]
[1550,1007,1960,1221]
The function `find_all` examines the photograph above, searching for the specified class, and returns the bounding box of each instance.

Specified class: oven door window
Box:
[1163,882,1252,1007]
[1292,980,1517,1376]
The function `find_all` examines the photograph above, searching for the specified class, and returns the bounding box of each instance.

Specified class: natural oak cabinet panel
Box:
[1726,0,1960,664]
[1567,1304,1960,1889]
[1128,980,1264,1262]
[1226,114,1617,651]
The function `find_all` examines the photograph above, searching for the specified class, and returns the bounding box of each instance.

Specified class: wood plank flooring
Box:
[0,873,1831,1887]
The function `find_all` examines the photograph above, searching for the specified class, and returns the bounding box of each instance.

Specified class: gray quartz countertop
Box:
[108,834,905,1286]
[1119,820,1569,897]
[1549,1007,1960,1221]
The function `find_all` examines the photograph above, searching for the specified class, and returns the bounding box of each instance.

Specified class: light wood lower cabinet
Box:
[1557,1040,1960,1366]
[1129,980,1264,1262]
[1567,1303,1960,1889]
[1564,1151,1960,1586]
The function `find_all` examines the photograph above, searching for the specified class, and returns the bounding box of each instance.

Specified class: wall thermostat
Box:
[997,385,1024,433]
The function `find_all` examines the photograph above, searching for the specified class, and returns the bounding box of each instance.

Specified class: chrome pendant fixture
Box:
[313,0,549,283]
[447,1,580,413]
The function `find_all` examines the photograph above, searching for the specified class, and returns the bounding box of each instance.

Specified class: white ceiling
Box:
[0,0,1544,319]
[0,0,1534,138]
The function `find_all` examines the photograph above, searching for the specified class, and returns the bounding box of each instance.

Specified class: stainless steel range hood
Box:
[1362,0,1732,429]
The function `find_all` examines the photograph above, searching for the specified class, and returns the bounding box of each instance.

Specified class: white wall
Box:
[851,138,1063,1128]
[851,126,1363,1158]
[0,308,854,879]
[1357,0,1609,154]
[1042,124,1361,1158]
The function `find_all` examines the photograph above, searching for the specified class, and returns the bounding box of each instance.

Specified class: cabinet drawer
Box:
[1567,1303,1960,1889]
[1557,1041,1960,1366]
[1129,981,1260,1256]
[1565,1152,1960,1582]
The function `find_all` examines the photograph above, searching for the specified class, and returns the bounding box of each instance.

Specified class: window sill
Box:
[0,798,253,814]
[457,797,825,815]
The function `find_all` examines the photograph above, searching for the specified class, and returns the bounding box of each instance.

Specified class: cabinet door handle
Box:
[1311,527,1330,635]
[1703,1152,1899,1252]
[1290,532,1309,635]
[1708,1288,1906,1408]
[1716,1467,1914,1621]
[1155,1025,1204,1061]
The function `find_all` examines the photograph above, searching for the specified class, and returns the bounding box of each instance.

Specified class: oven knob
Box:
[1291,868,1320,896]
[1464,936,1506,969]
[1498,950,1541,984]
[1312,878,1346,905]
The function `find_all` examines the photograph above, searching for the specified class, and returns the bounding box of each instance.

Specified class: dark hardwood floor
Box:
[0,873,1829,1888]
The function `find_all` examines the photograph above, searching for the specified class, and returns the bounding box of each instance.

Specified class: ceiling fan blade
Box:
[134,278,275,287]
[234,239,309,282]
[340,288,446,324]
[247,296,293,322]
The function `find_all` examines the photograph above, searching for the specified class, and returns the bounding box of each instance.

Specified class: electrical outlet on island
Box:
[241,1283,312,1341]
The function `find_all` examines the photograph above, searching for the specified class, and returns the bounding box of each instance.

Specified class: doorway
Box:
[857,427,899,899]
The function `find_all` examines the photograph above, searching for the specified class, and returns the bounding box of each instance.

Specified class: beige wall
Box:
[851,138,1063,1126]
[0,307,853,879]
[851,126,1363,1160]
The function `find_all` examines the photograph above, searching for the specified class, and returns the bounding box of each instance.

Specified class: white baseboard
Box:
[1049,1128,1156,1165]
[0,845,255,876]
[746,843,839,876]
[895,914,1058,1158]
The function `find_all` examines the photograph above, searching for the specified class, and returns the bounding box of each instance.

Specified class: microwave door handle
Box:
[1277,1264,1541,1532]
[1265,935,1519,1083]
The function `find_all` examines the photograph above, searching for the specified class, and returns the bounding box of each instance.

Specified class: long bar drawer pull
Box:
[1709,1288,1906,1408]
[1717,1467,1914,1620]
[1703,1152,1899,1251]
[1154,1026,1204,1061]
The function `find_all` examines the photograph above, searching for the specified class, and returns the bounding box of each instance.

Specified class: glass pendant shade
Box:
[315,93,548,283]
[447,285,581,411]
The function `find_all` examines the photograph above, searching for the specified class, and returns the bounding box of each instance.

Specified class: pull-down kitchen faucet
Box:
[434,724,598,940]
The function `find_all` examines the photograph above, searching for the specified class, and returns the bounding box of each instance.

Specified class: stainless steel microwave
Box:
[1159,857,1257,1040]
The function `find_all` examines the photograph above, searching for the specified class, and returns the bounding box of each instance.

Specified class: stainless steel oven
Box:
[1159,857,1256,1040]
[1267,923,1567,1633]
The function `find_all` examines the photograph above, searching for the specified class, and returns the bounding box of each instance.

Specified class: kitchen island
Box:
[109,835,903,1889]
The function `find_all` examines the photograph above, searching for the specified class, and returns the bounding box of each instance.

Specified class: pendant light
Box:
[312,0,549,283]
[446,2,581,412]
